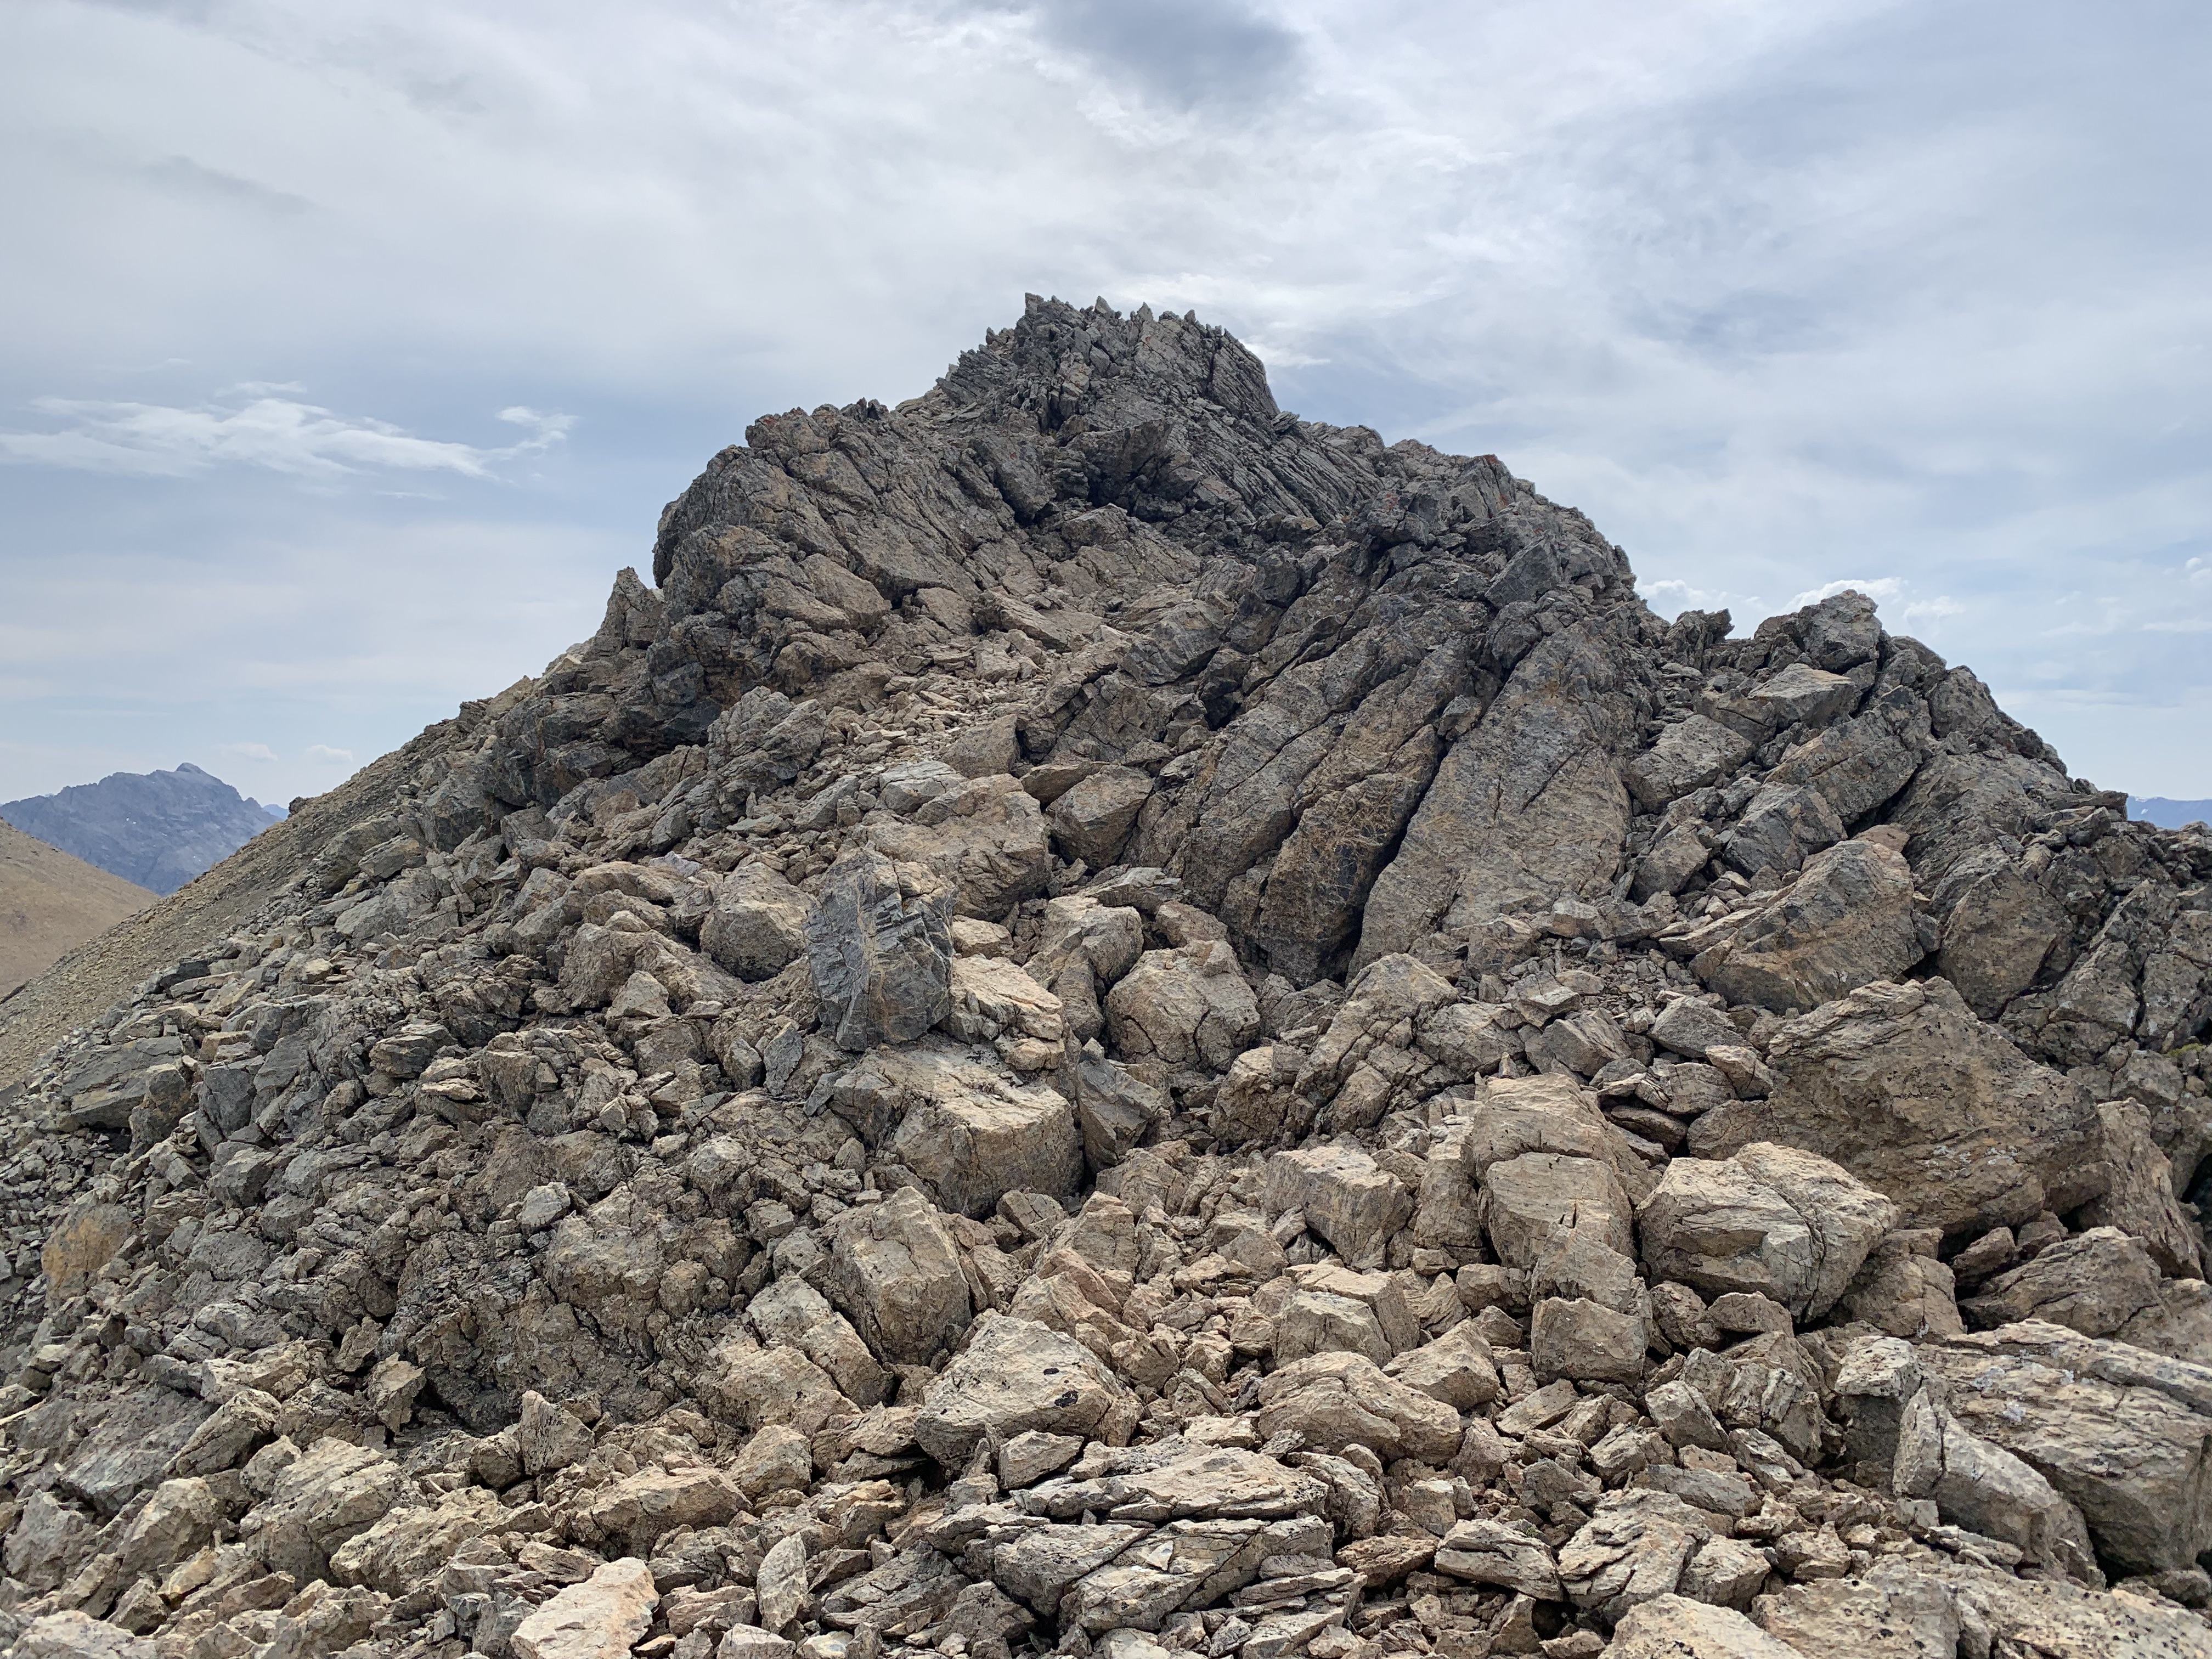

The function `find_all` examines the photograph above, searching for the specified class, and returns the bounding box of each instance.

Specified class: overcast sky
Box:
[2,0,2205,809]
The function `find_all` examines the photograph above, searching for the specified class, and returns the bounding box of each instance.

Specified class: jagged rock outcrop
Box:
[1,296,2208,1659]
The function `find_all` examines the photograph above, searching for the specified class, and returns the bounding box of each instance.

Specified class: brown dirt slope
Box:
[0,820,154,1001]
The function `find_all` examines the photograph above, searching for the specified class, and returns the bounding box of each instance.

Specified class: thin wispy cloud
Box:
[0,393,570,480]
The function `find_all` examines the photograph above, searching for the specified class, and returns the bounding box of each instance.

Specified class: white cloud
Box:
[1792,578,1904,608]
[219,741,278,762]
[1640,578,1763,623]
[304,743,355,765]
[0,394,570,481]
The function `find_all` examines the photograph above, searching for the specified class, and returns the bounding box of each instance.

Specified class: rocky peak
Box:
[1,301,2209,1658]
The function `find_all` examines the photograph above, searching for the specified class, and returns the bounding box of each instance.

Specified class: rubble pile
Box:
[3,297,2210,1659]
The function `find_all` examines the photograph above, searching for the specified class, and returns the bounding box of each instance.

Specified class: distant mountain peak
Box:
[0,764,280,894]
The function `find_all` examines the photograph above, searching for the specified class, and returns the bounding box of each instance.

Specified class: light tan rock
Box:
[585,1468,743,1556]
[1638,1142,1897,1321]
[1960,1226,2161,1338]
[14,1613,158,1659]
[1891,1389,2098,1581]
[1917,1320,2212,1573]
[835,1042,1081,1217]
[1252,1350,1462,1462]
[1608,1595,1802,1658]
[820,1186,974,1365]
[1531,1296,1646,1385]
[701,864,814,981]
[1626,716,1752,811]
[1105,941,1260,1073]
[511,1556,659,1659]
[1265,1143,1414,1268]
[864,774,1052,918]
[914,1314,1130,1465]
[1432,1517,1562,1599]
[1695,837,1925,1013]
[1694,978,2110,1238]
[1047,765,1154,867]
[2076,1099,2203,1277]
[1558,1489,1713,1624]
[1384,1323,1500,1412]
[696,1340,856,1435]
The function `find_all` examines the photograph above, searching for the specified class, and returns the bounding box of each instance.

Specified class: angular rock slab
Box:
[1692,978,2109,1239]
[1608,1595,1801,1659]
[1696,837,1926,1014]
[915,1314,1130,1466]
[1638,1141,1897,1321]
[1916,1320,2212,1574]
[510,1556,659,1659]
[820,1185,973,1366]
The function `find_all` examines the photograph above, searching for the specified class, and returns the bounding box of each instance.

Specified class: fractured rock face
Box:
[1358,622,1638,968]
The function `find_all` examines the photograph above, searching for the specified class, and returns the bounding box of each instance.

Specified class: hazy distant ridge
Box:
[2132,796,2212,831]
[0,763,283,895]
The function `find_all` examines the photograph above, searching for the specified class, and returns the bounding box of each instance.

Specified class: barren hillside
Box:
[0,820,153,1002]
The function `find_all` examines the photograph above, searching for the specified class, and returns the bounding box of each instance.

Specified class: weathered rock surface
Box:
[1,298,2207,1659]
[1694,978,2112,1238]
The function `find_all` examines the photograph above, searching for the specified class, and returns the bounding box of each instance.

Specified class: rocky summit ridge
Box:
[2,295,2210,1659]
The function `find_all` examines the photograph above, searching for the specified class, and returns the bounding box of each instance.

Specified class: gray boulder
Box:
[1694,837,1926,1013]
[805,849,954,1050]
[701,864,814,980]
